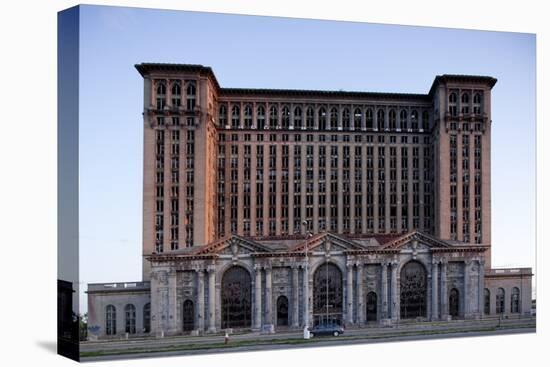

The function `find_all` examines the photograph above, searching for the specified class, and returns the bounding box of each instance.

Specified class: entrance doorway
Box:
[366,292,378,321]
[313,263,343,326]
[221,266,252,329]
[277,295,289,326]
[182,299,194,331]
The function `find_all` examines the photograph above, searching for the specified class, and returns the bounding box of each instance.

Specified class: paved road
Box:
[81,327,535,362]
[80,317,535,361]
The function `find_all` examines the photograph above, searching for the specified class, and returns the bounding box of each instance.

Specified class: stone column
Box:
[168,270,177,334]
[357,263,364,325]
[265,266,273,326]
[346,263,354,325]
[390,261,399,320]
[196,269,205,332]
[464,260,470,318]
[478,259,485,317]
[381,262,388,320]
[254,265,262,329]
[292,265,299,327]
[207,266,216,333]
[440,261,448,320]
[431,261,439,321]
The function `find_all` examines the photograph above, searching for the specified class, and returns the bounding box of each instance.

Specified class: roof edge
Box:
[135,63,497,102]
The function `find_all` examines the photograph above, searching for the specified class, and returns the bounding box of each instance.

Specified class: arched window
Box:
[411,110,418,130]
[293,106,302,128]
[511,287,520,313]
[186,83,196,110]
[105,305,117,335]
[171,82,181,107]
[182,299,195,331]
[231,105,240,128]
[306,107,314,129]
[269,106,278,128]
[244,104,252,128]
[330,107,338,130]
[354,108,362,130]
[281,106,290,129]
[389,109,397,130]
[398,110,407,130]
[473,93,482,114]
[257,105,266,130]
[219,105,227,127]
[422,110,429,130]
[156,82,166,110]
[484,289,490,315]
[366,291,378,321]
[124,304,136,334]
[449,288,460,317]
[313,263,343,326]
[461,93,470,114]
[400,261,427,319]
[143,303,151,333]
[318,107,327,130]
[342,108,351,130]
[377,109,385,130]
[221,266,252,329]
[365,108,374,129]
[448,92,458,116]
[496,288,505,314]
[277,295,289,326]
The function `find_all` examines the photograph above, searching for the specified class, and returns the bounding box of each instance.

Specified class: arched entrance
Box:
[449,288,460,317]
[221,266,252,329]
[366,292,378,322]
[313,263,343,326]
[277,295,289,326]
[400,261,427,319]
[182,299,194,331]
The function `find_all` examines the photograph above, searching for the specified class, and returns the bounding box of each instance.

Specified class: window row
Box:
[154,80,196,111]
[105,303,150,336]
[218,104,431,131]
[448,91,484,117]
[483,287,521,315]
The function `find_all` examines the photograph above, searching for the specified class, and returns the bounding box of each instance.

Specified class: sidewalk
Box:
[80,316,535,357]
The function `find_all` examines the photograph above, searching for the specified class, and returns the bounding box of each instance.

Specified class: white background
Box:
[0,0,547,366]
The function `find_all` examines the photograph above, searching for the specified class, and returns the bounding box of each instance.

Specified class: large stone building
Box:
[87,63,532,339]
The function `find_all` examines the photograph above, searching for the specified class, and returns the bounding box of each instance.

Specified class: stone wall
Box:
[87,282,151,340]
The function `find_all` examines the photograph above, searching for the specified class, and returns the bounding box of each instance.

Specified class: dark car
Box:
[309,323,345,337]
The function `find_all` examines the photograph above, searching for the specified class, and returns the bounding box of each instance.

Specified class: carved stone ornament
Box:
[158,271,168,285]
[324,239,331,254]
[230,239,239,257]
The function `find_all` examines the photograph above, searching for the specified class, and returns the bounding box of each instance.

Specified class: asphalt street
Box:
[80,317,535,361]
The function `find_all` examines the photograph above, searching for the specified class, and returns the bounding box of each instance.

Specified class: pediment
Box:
[194,235,272,255]
[381,231,451,250]
[291,232,364,253]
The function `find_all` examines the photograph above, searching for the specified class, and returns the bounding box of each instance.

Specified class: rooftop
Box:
[134,63,497,99]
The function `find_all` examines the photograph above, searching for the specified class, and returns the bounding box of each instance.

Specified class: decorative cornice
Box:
[146,253,218,262]
[428,74,498,97]
[380,230,451,250]
[291,231,364,252]
[136,63,496,104]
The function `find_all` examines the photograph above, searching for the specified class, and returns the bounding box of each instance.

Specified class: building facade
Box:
[87,64,532,339]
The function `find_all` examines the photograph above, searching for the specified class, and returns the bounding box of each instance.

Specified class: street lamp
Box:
[302,220,312,339]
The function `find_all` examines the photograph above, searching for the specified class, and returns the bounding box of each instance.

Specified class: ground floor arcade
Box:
[87,231,532,339]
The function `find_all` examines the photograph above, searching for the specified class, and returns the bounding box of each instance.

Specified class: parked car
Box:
[309,323,345,337]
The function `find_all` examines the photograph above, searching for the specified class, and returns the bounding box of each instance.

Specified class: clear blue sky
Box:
[77,5,536,312]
